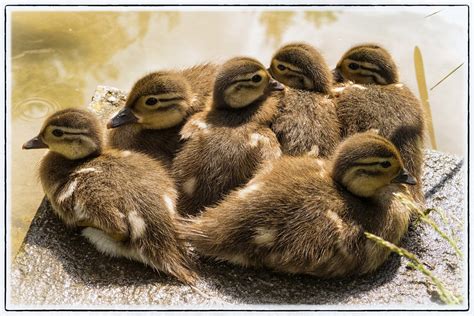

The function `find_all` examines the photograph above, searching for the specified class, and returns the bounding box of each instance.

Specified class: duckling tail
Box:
[174,214,210,242]
[162,257,199,286]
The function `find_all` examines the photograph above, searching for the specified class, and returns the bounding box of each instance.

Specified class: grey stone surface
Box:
[9,152,466,309]
[8,87,466,309]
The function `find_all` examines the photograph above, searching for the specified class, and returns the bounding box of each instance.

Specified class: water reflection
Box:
[304,11,339,28]
[260,11,339,44]
[15,97,59,121]
[12,12,154,119]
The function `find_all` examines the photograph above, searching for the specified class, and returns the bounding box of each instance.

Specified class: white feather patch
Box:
[193,120,208,130]
[254,227,277,246]
[331,86,346,96]
[352,84,367,90]
[227,254,249,267]
[182,177,197,196]
[128,210,147,239]
[82,227,130,258]
[73,200,87,220]
[57,179,78,203]
[249,133,269,147]
[74,167,101,175]
[306,145,320,157]
[238,182,261,198]
[163,194,176,215]
[120,150,132,157]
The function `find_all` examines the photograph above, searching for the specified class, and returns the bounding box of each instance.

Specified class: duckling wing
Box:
[173,123,280,216]
[179,111,210,141]
[272,89,340,158]
[50,165,130,240]
[184,156,360,277]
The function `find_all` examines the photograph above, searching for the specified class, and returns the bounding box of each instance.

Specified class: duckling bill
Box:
[23,108,197,285]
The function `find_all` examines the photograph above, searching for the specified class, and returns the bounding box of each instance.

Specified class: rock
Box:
[87,85,127,123]
[8,87,466,308]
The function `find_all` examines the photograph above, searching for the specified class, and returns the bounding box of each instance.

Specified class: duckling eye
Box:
[251,74,262,83]
[52,129,64,137]
[277,64,286,71]
[145,97,158,106]
[380,161,391,168]
[348,63,359,70]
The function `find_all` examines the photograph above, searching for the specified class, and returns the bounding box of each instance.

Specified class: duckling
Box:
[23,108,197,285]
[107,63,218,168]
[172,57,284,216]
[332,44,425,204]
[332,44,398,85]
[268,42,340,157]
[183,131,417,278]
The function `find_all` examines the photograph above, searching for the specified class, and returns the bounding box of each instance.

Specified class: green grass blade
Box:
[365,232,462,304]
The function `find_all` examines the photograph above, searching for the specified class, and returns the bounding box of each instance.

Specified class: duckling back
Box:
[272,89,340,157]
[182,132,415,278]
[269,42,341,157]
[172,57,283,215]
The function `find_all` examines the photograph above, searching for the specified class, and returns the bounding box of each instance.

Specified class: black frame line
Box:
[2,2,470,313]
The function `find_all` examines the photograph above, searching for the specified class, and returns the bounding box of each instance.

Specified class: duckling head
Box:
[213,57,284,110]
[331,131,416,198]
[23,108,103,160]
[333,44,399,85]
[107,72,192,130]
[269,42,332,93]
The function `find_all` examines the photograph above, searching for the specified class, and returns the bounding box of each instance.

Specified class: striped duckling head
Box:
[333,44,399,85]
[107,71,193,130]
[23,108,103,160]
[269,42,332,93]
[331,130,416,198]
[213,57,285,110]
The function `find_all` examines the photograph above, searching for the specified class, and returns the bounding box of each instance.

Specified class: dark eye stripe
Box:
[361,170,383,176]
[359,65,380,73]
[355,73,383,84]
[284,67,305,76]
[63,132,89,136]
[352,162,382,167]
[234,77,261,84]
[234,78,251,83]
[158,97,184,102]
[358,65,387,81]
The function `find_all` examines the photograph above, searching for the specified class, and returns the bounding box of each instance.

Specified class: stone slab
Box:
[7,87,466,310]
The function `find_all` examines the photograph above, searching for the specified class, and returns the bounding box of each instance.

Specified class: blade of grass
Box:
[430,63,464,91]
[414,46,437,149]
[395,193,463,259]
[424,10,442,18]
[365,232,462,305]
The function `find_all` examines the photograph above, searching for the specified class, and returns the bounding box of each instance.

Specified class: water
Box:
[9,7,468,256]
